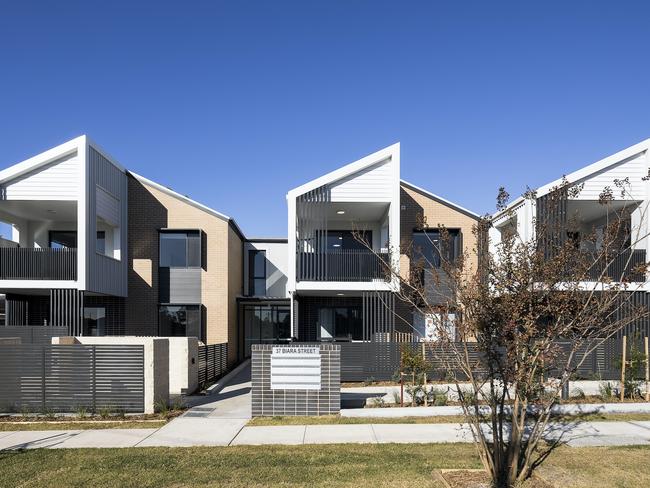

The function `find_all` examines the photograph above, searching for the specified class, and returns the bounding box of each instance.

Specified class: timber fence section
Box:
[0,344,145,413]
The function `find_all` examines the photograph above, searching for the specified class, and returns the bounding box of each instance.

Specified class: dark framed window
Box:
[83,307,105,336]
[96,231,106,254]
[160,231,201,268]
[243,304,291,357]
[322,230,372,251]
[413,229,461,268]
[159,305,202,339]
[49,231,77,249]
[248,250,266,296]
[317,305,362,341]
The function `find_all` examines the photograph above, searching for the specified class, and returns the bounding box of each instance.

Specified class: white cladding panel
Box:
[329,159,393,202]
[573,153,647,200]
[2,153,79,200]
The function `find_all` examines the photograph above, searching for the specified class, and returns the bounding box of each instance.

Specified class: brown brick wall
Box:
[400,184,479,278]
[125,175,243,363]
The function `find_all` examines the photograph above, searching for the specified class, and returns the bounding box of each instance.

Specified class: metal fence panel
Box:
[0,344,144,413]
[0,326,68,344]
[198,343,228,388]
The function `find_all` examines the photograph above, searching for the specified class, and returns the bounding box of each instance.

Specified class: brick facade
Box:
[397,183,481,331]
[125,175,243,365]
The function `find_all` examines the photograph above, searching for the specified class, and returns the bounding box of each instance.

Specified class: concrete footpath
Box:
[1,420,650,450]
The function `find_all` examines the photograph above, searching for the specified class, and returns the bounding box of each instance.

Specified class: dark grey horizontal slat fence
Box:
[198,343,228,387]
[332,339,628,382]
[0,247,77,280]
[0,326,68,344]
[0,344,144,413]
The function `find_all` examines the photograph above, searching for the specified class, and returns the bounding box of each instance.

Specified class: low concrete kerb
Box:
[205,359,251,396]
[342,402,650,418]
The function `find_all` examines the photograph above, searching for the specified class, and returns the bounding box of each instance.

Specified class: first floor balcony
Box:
[296,249,390,282]
[0,246,77,280]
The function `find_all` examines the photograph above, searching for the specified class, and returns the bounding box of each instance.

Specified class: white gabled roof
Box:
[286,143,400,199]
[492,137,650,220]
[400,180,481,219]
[0,135,126,186]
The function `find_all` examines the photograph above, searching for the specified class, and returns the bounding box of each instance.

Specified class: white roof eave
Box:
[286,142,400,199]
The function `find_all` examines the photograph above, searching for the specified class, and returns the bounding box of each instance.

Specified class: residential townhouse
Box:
[0,136,243,366]
[489,138,650,338]
[0,136,482,368]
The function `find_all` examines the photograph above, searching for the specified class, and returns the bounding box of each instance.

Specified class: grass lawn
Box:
[248,412,650,426]
[0,444,648,487]
[0,420,167,431]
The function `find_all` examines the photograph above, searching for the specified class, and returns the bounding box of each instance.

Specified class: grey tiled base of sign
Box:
[251,344,341,416]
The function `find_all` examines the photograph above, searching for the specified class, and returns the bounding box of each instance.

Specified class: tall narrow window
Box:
[160,231,201,268]
[248,250,266,296]
[96,231,106,254]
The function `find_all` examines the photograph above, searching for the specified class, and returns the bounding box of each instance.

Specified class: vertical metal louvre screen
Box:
[198,343,228,387]
[0,344,145,413]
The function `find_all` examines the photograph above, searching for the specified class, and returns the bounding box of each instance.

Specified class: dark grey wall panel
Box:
[86,146,128,297]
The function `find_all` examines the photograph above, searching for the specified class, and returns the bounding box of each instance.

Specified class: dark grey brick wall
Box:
[251,344,340,416]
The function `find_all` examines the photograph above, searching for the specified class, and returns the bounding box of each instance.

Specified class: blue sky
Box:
[1,1,650,237]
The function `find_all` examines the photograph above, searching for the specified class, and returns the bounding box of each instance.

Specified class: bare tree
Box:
[365,178,650,487]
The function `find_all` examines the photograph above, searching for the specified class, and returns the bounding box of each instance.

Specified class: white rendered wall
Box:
[244,241,289,298]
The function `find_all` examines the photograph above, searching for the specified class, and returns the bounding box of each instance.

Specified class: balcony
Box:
[0,247,77,280]
[586,249,646,282]
[297,249,389,282]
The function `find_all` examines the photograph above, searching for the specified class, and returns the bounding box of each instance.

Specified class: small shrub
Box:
[41,407,56,419]
[155,400,173,419]
[76,406,88,419]
[98,407,113,419]
[363,376,376,387]
[391,390,402,405]
[599,382,614,401]
[434,394,448,406]
[20,405,31,418]
[368,396,385,408]
[571,386,586,400]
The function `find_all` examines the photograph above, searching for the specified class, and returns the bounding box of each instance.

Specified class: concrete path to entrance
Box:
[137,359,253,447]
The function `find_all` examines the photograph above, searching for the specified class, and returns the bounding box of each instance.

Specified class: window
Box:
[83,307,106,336]
[323,230,372,251]
[243,304,291,357]
[49,231,77,249]
[413,229,461,268]
[160,231,201,268]
[317,305,362,341]
[159,305,202,339]
[248,250,266,296]
[413,311,456,342]
[96,231,106,254]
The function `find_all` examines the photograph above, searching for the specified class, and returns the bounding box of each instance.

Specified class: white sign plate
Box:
[271,346,321,390]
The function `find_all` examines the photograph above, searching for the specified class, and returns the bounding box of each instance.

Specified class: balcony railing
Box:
[297,249,389,282]
[0,247,77,280]
[586,249,647,282]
